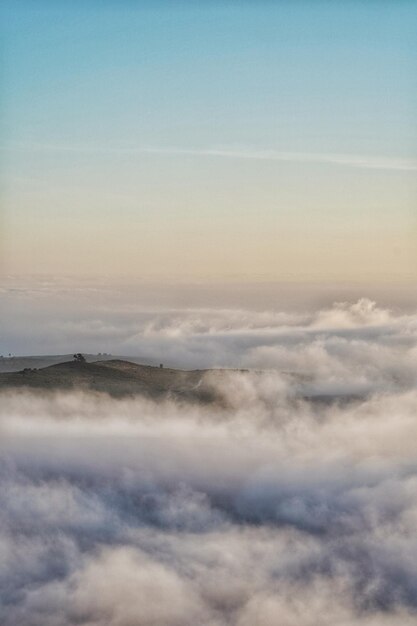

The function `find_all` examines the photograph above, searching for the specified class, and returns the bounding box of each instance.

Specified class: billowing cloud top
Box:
[2,280,417,624]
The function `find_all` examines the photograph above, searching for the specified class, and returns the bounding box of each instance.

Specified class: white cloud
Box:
[2,281,417,623]
[3,142,417,171]
[2,357,417,623]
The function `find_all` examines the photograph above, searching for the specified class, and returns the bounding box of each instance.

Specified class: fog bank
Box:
[2,289,417,623]
[2,341,417,624]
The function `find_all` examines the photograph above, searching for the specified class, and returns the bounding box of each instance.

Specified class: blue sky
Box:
[1,1,416,280]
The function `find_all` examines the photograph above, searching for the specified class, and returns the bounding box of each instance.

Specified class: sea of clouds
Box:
[2,281,417,624]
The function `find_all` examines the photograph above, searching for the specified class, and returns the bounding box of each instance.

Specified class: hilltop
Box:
[0,359,227,404]
[0,353,146,373]
[0,357,365,406]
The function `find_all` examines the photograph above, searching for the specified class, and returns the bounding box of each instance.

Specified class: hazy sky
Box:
[1,1,416,282]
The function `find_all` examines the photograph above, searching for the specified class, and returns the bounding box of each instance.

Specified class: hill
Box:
[0,354,150,373]
[0,358,365,406]
[0,359,225,403]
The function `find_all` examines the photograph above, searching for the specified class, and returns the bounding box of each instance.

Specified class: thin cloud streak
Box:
[143,146,417,172]
[2,142,417,171]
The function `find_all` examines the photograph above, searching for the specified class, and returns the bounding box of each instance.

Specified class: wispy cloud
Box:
[2,142,417,171]
[142,146,417,172]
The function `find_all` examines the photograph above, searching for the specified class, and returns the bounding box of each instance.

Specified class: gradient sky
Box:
[1,0,416,282]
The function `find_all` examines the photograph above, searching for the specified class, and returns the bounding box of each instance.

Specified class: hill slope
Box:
[0,359,364,406]
[0,359,223,403]
[0,354,149,373]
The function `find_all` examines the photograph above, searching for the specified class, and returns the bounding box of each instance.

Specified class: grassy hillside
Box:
[0,358,364,406]
[0,359,224,403]
[0,354,150,373]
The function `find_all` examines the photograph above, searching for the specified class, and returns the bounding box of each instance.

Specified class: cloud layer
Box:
[2,288,417,624]
[2,276,417,377]
[2,292,417,625]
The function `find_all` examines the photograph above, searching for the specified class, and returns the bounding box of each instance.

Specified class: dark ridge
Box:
[0,358,368,407]
[0,358,222,404]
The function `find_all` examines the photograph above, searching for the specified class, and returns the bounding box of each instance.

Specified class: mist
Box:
[2,277,417,373]
[2,292,417,624]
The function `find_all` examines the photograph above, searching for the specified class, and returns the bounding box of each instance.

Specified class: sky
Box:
[3,5,417,620]
[1,0,417,282]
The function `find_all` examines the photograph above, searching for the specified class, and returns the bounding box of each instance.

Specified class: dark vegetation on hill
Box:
[0,354,137,373]
[0,359,227,404]
[0,357,366,406]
